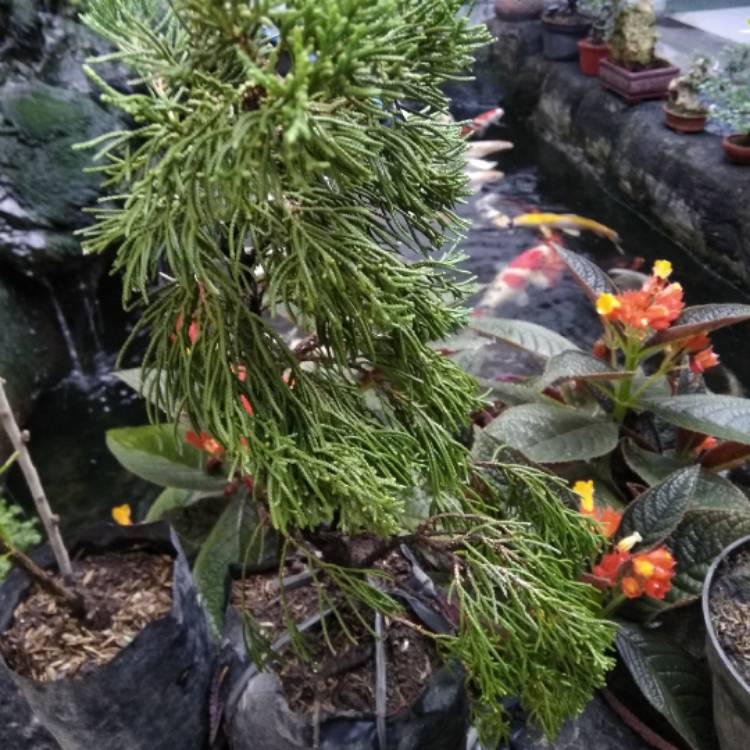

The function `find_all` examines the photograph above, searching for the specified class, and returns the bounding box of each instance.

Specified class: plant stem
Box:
[0,378,74,581]
[601,591,627,618]
[0,538,85,618]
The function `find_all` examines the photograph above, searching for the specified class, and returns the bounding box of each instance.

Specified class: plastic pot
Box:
[663,105,707,134]
[541,14,590,61]
[702,534,750,750]
[598,58,679,104]
[0,522,215,750]
[722,134,750,166]
[494,0,544,21]
[577,39,609,76]
[222,556,469,750]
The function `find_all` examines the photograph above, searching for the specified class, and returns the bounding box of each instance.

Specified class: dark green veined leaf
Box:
[468,317,579,360]
[106,424,228,491]
[555,246,619,303]
[537,349,629,391]
[482,403,618,463]
[616,622,717,750]
[618,466,698,549]
[666,509,750,602]
[641,394,750,446]
[648,304,750,345]
[622,440,750,513]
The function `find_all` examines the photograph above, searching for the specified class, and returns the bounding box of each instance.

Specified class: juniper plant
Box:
[78,0,615,740]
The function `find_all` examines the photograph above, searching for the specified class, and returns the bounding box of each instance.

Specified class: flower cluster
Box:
[595,260,684,333]
[574,481,676,601]
[594,539,676,600]
[572,480,622,539]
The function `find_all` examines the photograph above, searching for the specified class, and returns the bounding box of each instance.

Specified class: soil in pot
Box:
[0,551,172,682]
[709,550,750,685]
[230,551,439,715]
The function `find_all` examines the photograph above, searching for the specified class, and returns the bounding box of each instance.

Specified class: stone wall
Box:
[485,17,750,291]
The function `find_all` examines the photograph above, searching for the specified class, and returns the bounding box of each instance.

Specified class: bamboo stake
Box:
[0,378,74,581]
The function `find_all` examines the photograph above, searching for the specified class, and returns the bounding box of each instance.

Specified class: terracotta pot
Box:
[541,14,591,61]
[663,105,707,134]
[494,0,544,21]
[598,57,680,104]
[722,134,750,166]
[577,39,609,76]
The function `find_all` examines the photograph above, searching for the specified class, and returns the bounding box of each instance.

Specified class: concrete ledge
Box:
[486,17,750,289]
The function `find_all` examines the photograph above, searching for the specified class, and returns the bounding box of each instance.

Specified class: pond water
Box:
[7,74,750,533]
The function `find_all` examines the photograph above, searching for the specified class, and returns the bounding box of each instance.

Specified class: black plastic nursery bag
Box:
[0,522,215,750]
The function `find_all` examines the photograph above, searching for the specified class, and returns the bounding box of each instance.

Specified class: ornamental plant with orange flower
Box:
[444,238,750,749]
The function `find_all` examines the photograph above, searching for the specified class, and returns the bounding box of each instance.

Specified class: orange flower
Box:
[573,480,622,539]
[593,507,623,539]
[593,549,631,585]
[693,435,718,455]
[621,576,644,599]
[690,347,720,374]
[112,504,132,526]
[239,394,254,416]
[682,334,711,353]
[592,545,675,601]
[186,430,224,458]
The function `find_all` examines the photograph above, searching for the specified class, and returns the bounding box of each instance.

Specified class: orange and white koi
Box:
[460,107,505,138]
[475,237,565,311]
[465,139,514,159]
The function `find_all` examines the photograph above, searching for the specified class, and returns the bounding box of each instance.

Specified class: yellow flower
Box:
[596,293,621,316]
[112,503,133,526]
[616,531,643,552]
[652,260,673,280]
[573,480,595,513]
[632,557,655,578]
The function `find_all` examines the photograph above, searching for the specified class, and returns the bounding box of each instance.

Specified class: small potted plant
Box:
[703,535,750,750]
[664,55,710,133]
[702,47,750,165]
[577,1,612,76]
[541,0,593,61]
[598,0,679,103]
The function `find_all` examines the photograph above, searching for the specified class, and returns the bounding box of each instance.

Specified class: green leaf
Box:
[106,424,228,491]
[114,368,171,414]
[146,487,195,521]
[622,440,750,513]
[616,622,717,750]
[667,509,750,601]
[618,466,698,548]
[642,394,750,446]
[193,495,270,633]
[648,304,750,345]
[484,403,618,463]
[476,377,546,406]
[537,350,629,391]
[555,246,619,303]
[468,317,580,360]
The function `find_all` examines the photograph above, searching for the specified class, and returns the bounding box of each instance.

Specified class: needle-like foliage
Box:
[78,0,616,741]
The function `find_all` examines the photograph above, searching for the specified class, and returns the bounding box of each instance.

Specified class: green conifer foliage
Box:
[79,0,485,535]
[78,1,616,740]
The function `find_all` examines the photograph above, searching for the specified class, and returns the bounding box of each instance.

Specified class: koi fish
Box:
[475,237,565,310]
[460,107,505,138]
[507,212,621,245]
[465,139,514,159]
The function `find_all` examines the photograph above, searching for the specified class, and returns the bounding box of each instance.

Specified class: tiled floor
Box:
[671,6,750,43]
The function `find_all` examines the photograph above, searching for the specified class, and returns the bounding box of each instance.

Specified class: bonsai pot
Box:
[578,38,610,76]
[541,13,591,61]
[722,134,750,166]
[0,522,215,750]
[663,104,707,134]
[702,534,750,750]
[599,57,680,104]
[494,0,544,21]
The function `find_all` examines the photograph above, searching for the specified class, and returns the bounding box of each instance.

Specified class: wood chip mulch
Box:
[0,551,173,683]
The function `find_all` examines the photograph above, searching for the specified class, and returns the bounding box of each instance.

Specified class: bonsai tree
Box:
[666,55,710,115]
[608,0,658,68]
[702,46,750,142]
[79,0,616,741]
[587,0,613,44]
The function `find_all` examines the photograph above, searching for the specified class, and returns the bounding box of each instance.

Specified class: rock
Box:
[0,0,129,276]
[0,665,60,750]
